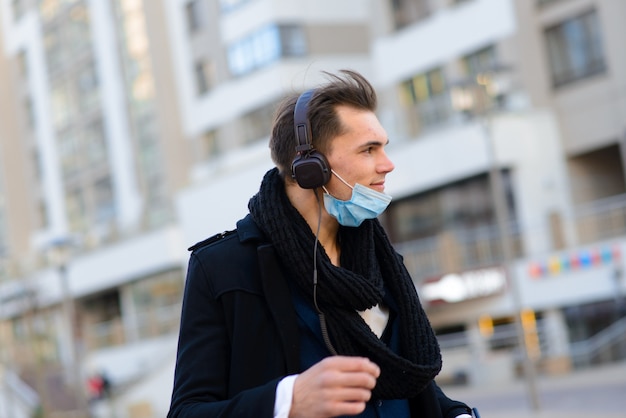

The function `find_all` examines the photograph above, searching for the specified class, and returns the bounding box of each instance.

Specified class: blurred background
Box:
[0,0,625,417]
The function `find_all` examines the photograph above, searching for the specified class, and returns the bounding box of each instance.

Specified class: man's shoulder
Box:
[187,229,237,252]
[187,214,265,254]
[186,215,269,295]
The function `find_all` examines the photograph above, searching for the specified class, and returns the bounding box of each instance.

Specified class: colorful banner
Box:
[527,245,621,279]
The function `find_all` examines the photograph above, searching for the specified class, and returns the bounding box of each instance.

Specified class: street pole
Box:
[23,280,50,417]
[480,116,542,411]
[0,347,16,418]
[52,241,89,417]
[451,70,542,410]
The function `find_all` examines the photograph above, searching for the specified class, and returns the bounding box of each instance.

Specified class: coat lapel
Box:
[257,243,301,374]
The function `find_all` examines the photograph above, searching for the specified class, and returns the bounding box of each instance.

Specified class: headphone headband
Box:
[294,89,314,153]
[291,89,330,189]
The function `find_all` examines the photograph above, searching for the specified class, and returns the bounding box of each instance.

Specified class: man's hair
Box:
[269,69,378,178]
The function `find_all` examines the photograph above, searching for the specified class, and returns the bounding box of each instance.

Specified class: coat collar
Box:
[236,214,265,243]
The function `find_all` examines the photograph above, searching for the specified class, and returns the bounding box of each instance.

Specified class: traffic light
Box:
[478,314,494,337]
[520,308,536,331]
[520,308,541,360]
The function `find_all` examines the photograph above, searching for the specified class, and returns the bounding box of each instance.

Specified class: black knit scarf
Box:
[248,168,442,399]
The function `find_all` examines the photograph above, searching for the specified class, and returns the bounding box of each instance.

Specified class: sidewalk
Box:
[441,361,626,418]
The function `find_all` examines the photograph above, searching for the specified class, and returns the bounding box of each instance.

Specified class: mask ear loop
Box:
[322,170,354,199]
[312,189,338,356]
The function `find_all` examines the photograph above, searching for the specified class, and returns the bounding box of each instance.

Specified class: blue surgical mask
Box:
[323,170,392,227]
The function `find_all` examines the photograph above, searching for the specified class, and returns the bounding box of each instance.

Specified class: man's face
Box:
[324,105,395,201]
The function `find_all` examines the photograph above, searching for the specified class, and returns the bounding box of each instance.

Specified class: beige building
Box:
[0,1,190,416]
[0,14,33,266]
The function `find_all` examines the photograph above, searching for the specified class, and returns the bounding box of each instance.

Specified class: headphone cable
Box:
[313,189,338,356]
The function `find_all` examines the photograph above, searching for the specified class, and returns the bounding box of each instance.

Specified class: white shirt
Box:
[274,304,389,417]
[272,304,473,417]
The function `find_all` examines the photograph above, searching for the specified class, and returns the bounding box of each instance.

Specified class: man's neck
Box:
[285,181,341,266]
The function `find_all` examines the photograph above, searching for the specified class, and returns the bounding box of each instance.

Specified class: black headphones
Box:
[291,89,331,189]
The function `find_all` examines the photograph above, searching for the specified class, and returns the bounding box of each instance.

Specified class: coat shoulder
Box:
[187,214,265,253]
[185,218,268,296]
[187,229,237,252]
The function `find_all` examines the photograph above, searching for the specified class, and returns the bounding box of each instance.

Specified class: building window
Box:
[198,129,219,160]
[50,81,74,130]
[537,0,564,7]
[462,45,498,78]
[279,25,307,56]
[39,0,65,22]
[391,0,432,30]
[85,120,107,164]
[399,68,450,134]
[240,102,276,144]
[37,200,48,229]
[93,177,115,223]
[388,173,502,243]
[81,290,123,349]
[43,27,64,74]
[66,187,87,231]
[12,0,27,21]
[194,59,215,96]
[0,171,6,256]
[400,68,446,105]
[450,0,473,6]
[131,270,184,339]
[544,9,606,88]
[31,149,42,182]
[24,96,36,129]
[185,0,204,33]
[43,4,92,75]
[77,62,100,113]
[456,45,511,108]
[219,0,250,14]
[67,3,91,57]
[17,50,28,76]
[227,24,307,77]
[58,130,79,178]
[389,172,520,277]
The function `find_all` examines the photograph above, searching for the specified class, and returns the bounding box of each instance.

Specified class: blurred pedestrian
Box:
[87,373,104,402]
[87,371,111,402]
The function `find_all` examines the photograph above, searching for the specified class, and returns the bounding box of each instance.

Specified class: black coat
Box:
[167,214,471,418]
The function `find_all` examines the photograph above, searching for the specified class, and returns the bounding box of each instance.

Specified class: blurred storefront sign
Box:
[421,266,507,304]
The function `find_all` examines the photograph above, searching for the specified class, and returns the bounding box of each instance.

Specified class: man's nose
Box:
[378,152,395,173]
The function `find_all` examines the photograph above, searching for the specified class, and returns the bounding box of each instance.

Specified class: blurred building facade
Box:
[0,0,190,416]
[1,0,625,417]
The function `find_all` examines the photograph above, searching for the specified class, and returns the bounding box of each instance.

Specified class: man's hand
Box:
[289,356,380,418]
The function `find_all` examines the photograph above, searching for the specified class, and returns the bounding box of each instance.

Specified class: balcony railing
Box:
[396,193,626,283]
[84,319,125,350]
[405,93,454,137]
[83,303,181,350]
[569,316,626,367]
[136,303,182,340]
[575,193,626,245]
[396,223,522,283]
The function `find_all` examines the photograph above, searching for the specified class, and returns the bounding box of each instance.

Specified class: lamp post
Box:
[613,265,626,318]
[1,263,50,416]
[451,69,542,411]
[48,237,89,417]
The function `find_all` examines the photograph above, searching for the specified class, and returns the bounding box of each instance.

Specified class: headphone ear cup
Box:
[291,150,330,189]
[291,89,331,189]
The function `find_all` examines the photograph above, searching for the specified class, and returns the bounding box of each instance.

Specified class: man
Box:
[168,70,476,417]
